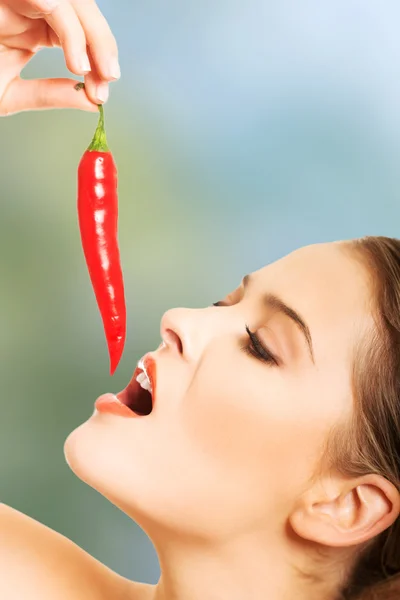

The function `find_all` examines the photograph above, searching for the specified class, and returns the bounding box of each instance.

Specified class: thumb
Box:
[0,77,100,116]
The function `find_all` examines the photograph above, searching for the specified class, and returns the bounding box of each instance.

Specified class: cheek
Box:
[180,359,332,508]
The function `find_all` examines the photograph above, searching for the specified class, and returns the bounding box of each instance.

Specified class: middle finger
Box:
[44,0,91,75]
[72,0,120,81]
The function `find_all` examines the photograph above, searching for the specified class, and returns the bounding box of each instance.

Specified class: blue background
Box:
[1,0,400,584]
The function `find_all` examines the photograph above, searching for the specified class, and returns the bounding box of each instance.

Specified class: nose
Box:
[160,305,240,362]
[160,308,190,360]
[161,306,222,362]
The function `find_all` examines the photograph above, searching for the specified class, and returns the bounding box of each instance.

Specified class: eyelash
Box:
[212,301,278,366]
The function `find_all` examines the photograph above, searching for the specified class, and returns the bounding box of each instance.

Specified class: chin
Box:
[62,410,237,541]
[63,418,183,541]
[63,416,156,523]
[62,411,192,537]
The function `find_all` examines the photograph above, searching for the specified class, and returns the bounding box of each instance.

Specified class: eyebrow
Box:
[242,274,315,364]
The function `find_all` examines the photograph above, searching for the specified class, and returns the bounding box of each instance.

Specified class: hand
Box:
[0,0,120,116]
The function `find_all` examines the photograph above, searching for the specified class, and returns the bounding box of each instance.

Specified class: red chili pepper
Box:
[76,92,126,376]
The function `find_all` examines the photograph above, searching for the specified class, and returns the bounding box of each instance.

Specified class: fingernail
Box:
[43,0,60,11]
[96,83,109,103]
[109,60,121,80]
[81,55,91,74]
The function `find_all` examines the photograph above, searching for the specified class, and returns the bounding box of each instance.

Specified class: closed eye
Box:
[243,325,279,366]
[212,302,279,366]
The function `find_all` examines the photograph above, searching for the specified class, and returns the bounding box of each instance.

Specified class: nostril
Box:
[163,328,183,354]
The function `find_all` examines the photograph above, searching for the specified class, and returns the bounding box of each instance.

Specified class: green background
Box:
[2,0,400,584]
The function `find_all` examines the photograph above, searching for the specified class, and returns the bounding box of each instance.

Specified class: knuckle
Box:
[36,88,49,109]
[30,0,61,16]
[0,7,7,31]
[0,100,12,117]
[0,86,11,116]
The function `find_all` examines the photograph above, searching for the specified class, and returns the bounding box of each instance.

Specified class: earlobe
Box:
[289,474,400,549]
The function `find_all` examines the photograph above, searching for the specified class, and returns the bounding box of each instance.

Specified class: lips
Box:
[116,353,157,415]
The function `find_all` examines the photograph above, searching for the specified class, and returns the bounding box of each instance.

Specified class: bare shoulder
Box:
[0,503,148,600]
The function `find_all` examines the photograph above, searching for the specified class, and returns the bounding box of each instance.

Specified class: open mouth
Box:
[116,357,156,416]
[119,372,152,415]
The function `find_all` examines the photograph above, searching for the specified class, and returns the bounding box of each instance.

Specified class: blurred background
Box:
[1,0,400,585]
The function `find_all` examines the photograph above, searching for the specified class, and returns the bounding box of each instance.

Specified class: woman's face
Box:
[64,241,372,541]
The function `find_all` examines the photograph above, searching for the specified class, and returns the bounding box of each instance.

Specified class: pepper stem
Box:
[74,82,110,152]
[87,104,110,152]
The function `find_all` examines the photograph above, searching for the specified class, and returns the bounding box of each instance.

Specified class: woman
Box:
[1,2,400,599]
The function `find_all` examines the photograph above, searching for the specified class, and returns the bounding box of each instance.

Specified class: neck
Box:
[141,529,337,600]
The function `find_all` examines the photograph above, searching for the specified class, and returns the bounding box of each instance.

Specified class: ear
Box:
[289,474,400,547]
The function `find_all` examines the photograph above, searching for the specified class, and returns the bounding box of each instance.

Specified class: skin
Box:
[0,0,119,115]
[1,4,399,598]
[62,241,400,600]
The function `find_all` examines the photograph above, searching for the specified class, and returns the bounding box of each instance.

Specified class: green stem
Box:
[87,104,110,152]
[74,82,110,152]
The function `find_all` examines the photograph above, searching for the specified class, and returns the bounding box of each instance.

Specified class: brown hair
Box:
[317,236,400,599]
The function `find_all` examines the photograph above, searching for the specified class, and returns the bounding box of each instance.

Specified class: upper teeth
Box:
[136,360,152,393]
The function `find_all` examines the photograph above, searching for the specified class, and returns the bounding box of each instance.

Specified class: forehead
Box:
[251,242,373,364]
